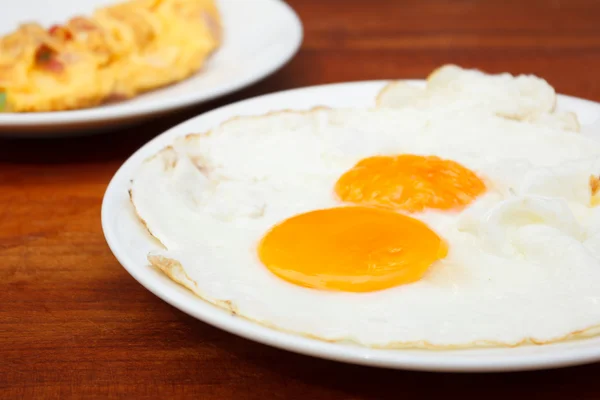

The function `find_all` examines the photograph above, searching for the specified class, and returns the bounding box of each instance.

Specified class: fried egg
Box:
[131,98,600,348]
[377,64,581,132]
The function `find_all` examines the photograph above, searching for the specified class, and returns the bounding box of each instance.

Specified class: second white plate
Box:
[0,0,302,135]
[102,80,600,372]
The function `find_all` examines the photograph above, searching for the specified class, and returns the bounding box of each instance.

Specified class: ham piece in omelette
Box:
[0,0,220,112]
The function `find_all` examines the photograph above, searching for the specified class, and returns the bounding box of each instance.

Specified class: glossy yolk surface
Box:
[258,206,448,292]
[335,155,486,212]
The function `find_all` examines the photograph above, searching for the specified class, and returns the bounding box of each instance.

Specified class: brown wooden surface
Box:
[2,0,600,398]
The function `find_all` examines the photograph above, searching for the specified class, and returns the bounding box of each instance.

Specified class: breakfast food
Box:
[377,64,581,132]
[0,0,221,112]
[130,66,600,349]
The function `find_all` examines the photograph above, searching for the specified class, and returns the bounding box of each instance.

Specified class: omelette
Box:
[0,0,221,112]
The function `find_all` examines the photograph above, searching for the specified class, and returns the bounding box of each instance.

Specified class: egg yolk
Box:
[335,155,486,212]
[258,206,447,292]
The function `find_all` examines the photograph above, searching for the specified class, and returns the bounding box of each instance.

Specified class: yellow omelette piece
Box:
[0,0,221,112]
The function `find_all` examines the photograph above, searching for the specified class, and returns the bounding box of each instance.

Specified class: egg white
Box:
[131,106,600,349]
[377,64,580,132]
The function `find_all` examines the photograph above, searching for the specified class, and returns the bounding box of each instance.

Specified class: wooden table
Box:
[2,0,600,398]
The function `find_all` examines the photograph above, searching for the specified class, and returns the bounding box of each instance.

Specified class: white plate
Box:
[0,0,302,136]
[102,80,600,372]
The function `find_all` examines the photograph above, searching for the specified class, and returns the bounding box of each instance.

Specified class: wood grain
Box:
[2,0,600,398]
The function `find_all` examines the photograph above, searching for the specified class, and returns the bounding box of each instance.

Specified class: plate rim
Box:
[102,79,600,372]
[0,0,303,128]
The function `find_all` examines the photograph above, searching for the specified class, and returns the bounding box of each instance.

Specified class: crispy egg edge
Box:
[147,254,600,350]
